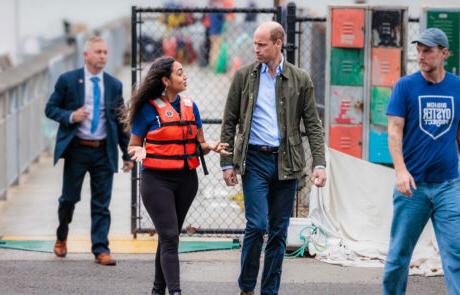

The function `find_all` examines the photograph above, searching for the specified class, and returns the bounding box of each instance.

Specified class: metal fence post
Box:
[276,5,282,24]
[131,6,138,238]
[286,2,296,64]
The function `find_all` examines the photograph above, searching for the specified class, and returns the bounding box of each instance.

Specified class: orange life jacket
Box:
[143,96,200,170]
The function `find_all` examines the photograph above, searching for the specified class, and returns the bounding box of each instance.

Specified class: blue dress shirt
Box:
[248,57,284,147]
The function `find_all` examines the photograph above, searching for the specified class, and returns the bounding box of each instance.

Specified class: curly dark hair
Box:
[126,56,175,128]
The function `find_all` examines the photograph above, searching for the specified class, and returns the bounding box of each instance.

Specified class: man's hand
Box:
[395,169,417,197]
[311,167,327,187]
[388,116,415,196]
[72,107,90,123]
[223,168,238,186]
[122,161,134,172]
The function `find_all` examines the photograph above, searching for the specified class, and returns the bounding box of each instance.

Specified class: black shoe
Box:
[151,287,165,295]
[169,292,181,295]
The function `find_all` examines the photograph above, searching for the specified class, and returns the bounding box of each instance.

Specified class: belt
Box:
[248,144,279,154]
[73,138,106,148]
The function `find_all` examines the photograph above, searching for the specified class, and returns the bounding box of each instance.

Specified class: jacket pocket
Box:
[232,133,244,169]
[288,133,305,172]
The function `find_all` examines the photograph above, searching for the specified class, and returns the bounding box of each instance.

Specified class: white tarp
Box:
[307,148,443,276]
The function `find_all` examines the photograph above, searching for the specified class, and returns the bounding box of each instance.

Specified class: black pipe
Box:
[134,228,245,235]
[286,2,297,64]
[136,7,277,13]
[295,17,326,22]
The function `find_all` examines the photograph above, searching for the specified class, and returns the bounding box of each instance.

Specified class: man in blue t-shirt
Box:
[383,28,460,294]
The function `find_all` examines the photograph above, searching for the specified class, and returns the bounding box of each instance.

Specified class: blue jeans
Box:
[239,150,298,295]
[383,178,460,295]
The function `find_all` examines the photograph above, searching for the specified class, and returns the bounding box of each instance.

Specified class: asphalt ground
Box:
[0,66,448,295]
[0,248,446,295]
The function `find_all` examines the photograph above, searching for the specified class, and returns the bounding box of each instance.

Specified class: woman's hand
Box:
[128,146,146,162]
[207,142,232,156]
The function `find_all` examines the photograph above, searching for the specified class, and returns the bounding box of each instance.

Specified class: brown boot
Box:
[53,240,67,258]
[95,252,117,266]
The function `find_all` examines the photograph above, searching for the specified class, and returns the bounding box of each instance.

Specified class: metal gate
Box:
[130,3,421,237]
[130,6,280,236]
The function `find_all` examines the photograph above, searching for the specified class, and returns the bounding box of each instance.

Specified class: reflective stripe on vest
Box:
[143,97,200,170]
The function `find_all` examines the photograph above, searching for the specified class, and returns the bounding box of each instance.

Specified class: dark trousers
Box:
[239,149,297,295]
[141,168,198,293]
[56,144,114,256]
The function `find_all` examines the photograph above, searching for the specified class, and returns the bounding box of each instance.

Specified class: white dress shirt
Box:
[75,66,107,140]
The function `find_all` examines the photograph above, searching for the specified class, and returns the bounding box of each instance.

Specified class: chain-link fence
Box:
[130,5,422,236]
[131,6,280,236]
[407,18,421,74]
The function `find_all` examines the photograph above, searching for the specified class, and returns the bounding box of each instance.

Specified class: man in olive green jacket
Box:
[220,21,326,295]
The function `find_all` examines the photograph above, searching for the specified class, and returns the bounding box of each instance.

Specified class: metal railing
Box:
[0,44,76,200]
[0,18,129,200]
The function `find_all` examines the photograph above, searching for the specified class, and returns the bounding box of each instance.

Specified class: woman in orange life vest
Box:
[126,56,230,295]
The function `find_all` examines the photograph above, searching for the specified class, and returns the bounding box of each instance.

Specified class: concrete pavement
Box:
[0,65,447,294]
[0,248,446,295]
[0,155,446,294]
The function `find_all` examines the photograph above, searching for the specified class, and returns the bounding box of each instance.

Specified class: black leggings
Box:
[140,168,198,293]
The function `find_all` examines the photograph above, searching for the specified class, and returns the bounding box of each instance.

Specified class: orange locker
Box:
[371,48,401,87]
[329,125,363,158]
[331,8,365,48]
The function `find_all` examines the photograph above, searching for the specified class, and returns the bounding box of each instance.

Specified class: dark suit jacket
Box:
[45,68,130,172]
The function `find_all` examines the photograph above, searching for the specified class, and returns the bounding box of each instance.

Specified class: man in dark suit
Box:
[45,36,133,266]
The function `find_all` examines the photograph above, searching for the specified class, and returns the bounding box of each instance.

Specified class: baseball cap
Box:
[411,28,449,48]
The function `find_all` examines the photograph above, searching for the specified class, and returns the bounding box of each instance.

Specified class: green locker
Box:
[370,87,391,126]
[330,48,364,86]
[427,11,460,75]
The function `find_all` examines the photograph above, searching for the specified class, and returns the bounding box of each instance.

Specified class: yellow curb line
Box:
[1,235,237,254]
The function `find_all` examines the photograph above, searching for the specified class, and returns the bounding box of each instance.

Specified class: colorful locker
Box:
[369,126,392,164]
[371,48,401,87]
[331,8,365,48]
[370,87,391,126]
[330,86,364,124]
[371,10,402,47]
[326,6,407,163]
[329,125,363,158]
[331,48,364,86]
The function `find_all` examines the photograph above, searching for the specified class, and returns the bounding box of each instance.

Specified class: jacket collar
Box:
[260,55,284,76]
[76,68,110,106]
[251,56,291,80]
